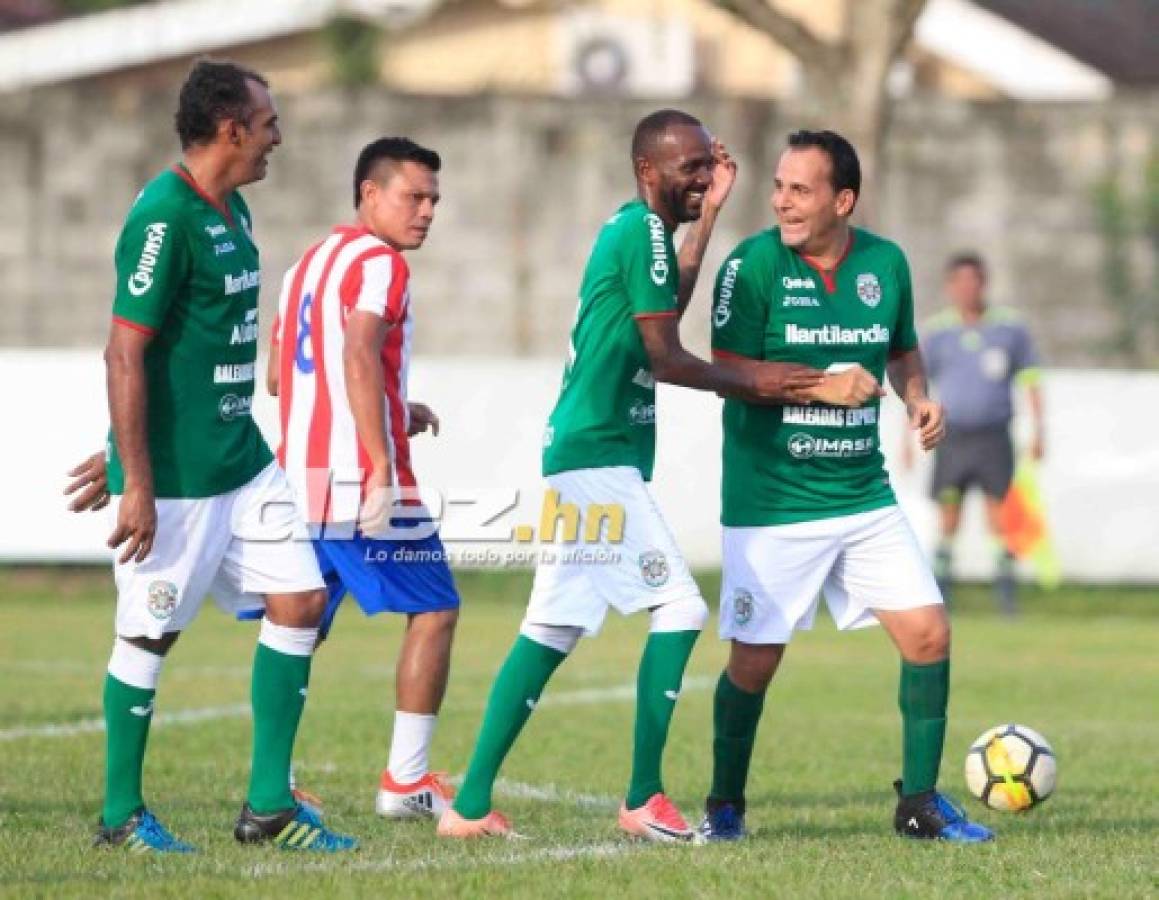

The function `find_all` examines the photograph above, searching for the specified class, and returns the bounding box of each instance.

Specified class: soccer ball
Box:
[964,724,1056,811]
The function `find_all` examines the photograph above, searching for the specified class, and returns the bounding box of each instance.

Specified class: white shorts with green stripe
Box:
[720,505,943,645]
[525,466,702,636]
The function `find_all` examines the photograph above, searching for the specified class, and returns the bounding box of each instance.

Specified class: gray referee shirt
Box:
[921,307,1039,431]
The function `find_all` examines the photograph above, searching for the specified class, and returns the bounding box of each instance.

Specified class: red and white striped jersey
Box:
[272,225,415,524]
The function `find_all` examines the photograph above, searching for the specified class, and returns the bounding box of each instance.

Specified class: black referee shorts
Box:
[930,426,1014,503]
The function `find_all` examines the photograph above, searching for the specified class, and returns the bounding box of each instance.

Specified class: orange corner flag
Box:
[998,458,1061,589]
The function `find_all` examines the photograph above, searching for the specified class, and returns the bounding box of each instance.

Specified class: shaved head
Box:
[631,108,703,163]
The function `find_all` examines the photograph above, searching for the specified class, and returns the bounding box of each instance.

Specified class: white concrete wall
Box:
[4,351,1157,582]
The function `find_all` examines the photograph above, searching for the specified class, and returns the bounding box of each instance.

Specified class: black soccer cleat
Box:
[234,802,357,852]
[893,780,994,843]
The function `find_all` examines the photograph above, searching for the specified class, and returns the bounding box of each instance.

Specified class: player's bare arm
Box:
[711,350,826,406]
[637,315,821,403]
[267,341,280,396]
[675,141,736,318]
[407,402,440,437]
[344,308,393,533]
[105,322,156,563]
[65,451,111,512]
[888,347,945,451]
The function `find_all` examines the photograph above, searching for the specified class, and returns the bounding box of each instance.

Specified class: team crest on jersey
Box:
[639,550,670,588]
[146,581,178,620]
[856,273,882,307]
[733,589,755,626]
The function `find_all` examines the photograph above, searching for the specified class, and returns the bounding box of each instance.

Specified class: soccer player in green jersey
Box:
[439,110,825,842]
[92,60,355,853]
[699,130,993,843]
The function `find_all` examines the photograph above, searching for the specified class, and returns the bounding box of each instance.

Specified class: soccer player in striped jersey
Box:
[268,137,459,820]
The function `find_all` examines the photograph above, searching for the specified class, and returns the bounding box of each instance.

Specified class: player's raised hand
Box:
[909,397,945,451]
[809,364,886,407]
[107,485,155,564]
[65,451,111,512]
[705,140,737,210]
[408,402,440,437]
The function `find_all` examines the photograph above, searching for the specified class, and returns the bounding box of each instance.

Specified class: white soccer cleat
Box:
[375,770,455,819]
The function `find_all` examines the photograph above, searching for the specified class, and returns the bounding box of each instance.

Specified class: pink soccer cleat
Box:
[618,793,696,843]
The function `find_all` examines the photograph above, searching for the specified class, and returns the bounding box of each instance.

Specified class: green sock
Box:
[102,674,155,828]
[454,636,566,819]
[625,629,700,809]
[246,643,311,814]
[899,658,950,796]
[709,671,767,803]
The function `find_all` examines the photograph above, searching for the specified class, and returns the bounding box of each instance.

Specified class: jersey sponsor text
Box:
[714,258,741,327]
[224,269,260,295]
[782,405,877,427]
[646,213,669,285]
[785,323,890,345]
[127,222,167,297]
[214,362,255,384]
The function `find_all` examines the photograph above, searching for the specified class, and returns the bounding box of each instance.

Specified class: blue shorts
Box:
[238,526,459,638]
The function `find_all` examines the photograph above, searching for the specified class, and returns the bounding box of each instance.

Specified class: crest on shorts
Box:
[639,550,670,588]
[733,589,755,627]
[856,273,882,307]
[146,580,178,620]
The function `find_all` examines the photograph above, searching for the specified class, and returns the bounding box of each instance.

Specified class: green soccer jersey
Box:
[711,227,918,526]
[107,165,272,498]
[542,198,679,481]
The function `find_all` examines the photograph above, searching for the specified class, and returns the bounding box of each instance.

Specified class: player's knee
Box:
[265,588,329,628]
[728,641,784,692]
[908,616,951,662]
[649,594,708,633]
[108,637,167,689]
[519,621,582,656]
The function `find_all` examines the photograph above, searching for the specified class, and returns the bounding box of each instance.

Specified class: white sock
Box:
[386,711,437,785]
[107,637,165,690]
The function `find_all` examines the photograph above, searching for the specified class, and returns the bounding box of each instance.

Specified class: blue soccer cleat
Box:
[698,799,747,842]
[93,808,197,854]
[234,802,358,852]
[893,780,995,843]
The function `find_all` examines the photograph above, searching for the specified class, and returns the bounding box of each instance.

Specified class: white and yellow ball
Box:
[965,724,1056,811]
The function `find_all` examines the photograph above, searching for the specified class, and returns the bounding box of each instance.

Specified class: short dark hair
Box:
[946,251,987,277]
[353,137,442,208]
[786,129,861,200]
[175,59,269,150]
[631,108,702,161]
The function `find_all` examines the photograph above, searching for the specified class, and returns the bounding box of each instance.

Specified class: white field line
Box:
[0,703,249,742]
[487,777,620,811]
[535,673,715,707]
[236,840,639,879]
[0,672,718,742]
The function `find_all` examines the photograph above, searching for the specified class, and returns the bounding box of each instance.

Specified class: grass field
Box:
[1,568,1156,898]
